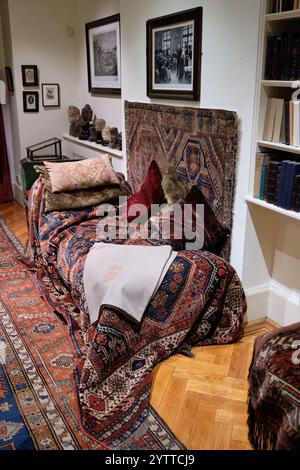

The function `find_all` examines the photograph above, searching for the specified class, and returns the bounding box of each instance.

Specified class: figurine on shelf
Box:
[79,104,93,141]
[68,106,80,137]
[109,127,119,149]
[117,132,122,151]
[102,126,111,146]
[95,118,106,145]
[88,115,97,142]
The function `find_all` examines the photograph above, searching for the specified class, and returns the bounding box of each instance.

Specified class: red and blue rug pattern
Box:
[0,217,184,450]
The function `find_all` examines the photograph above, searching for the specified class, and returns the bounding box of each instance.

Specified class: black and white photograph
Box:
[42,83,60,107]
[21,65,39,87]
[23,91,39,112]
[147,7,202,100]
[86,14,121,94]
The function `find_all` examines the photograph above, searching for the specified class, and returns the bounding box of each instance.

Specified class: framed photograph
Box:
[22,65,39,87]
[23,91,39,113]
[85,14,121,95]
[147,7,202,101]
[5,67,14,92]
[42,83,60,107]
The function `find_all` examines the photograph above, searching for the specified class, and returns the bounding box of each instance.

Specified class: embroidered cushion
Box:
[127,160,165,222]
[44,155,120,193]
[34,166,130,213]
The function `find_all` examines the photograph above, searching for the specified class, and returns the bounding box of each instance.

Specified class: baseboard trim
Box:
[13,183,23,206]
[246,281,300,326]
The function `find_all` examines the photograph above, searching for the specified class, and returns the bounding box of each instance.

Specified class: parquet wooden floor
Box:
[0,201,278,450]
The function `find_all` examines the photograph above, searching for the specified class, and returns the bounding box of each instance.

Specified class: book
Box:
[291,174,300,211]
[254,153,267,198]
[264,161,282,204]
[273,99,285,143]
[276,160,292,207]
[259,155,270,200]
[292,101,300,147]
[285,162,300,209]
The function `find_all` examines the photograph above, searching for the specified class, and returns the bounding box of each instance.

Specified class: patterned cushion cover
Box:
[127,160,165,222]
[34,165,131,213]
[44,155,120,193]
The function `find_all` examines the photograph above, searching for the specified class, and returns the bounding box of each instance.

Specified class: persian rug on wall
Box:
[125,101,239,261]
[0,218,184,450]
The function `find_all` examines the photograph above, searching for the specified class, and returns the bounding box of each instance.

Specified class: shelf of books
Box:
[250,0,300,219]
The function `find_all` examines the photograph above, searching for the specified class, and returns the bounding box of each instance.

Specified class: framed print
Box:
[85,14,121,95]
[147,7,202,101]
[23,91,39,113]
[42,83,60,107]
[22,65,39,87]
[5,67,14,92]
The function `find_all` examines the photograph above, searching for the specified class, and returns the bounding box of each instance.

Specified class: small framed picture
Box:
[42,83,60,107]
[22,65,39,87]
[5,67,14,92]
[23,91,39,113]
[147,7,202,101]
[85,14,121,95]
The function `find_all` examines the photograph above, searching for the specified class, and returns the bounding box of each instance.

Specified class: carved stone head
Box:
[81,104,93,123]
[95,118,106,132]
[68,106,80,123]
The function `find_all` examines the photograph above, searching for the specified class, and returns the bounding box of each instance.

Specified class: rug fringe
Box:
[247,397,277,450]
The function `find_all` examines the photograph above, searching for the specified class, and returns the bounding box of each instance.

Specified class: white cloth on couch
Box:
[83,242,177,324]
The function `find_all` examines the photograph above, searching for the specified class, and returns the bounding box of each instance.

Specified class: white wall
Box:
[120,0,262,282]
[77,0,122,130]
[4,0,79,191]
[0,1,16,190]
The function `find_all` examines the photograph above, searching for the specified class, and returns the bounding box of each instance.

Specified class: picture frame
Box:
[22,65,39,87]
[85,14,121,95]
[5,67,14,92]
[42,83,60,107]
[146,7,202,101]
[23,91,39,113]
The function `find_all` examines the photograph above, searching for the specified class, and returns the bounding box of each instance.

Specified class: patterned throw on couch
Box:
[24,102,247,449]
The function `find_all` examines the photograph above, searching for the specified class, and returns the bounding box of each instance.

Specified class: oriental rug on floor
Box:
[0,217,184,450]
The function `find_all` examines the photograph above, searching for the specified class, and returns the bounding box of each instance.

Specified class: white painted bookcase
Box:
[246,0,300,220]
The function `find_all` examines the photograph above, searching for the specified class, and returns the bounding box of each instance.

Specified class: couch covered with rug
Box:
[24,102,247,449]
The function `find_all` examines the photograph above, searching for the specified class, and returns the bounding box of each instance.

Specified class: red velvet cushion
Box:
[127,161,165,222]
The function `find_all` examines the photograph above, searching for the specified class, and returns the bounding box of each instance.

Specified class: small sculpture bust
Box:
[68,106,80,137]
[95,118,106,145]
[88,115,97,142]
[109,127,119,149]
[102,126,111,146]
[81,104,93,123]
[117,132,122,151]
[79,104,93,141]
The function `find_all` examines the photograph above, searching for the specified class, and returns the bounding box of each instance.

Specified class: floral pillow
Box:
[44,155,120,193]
